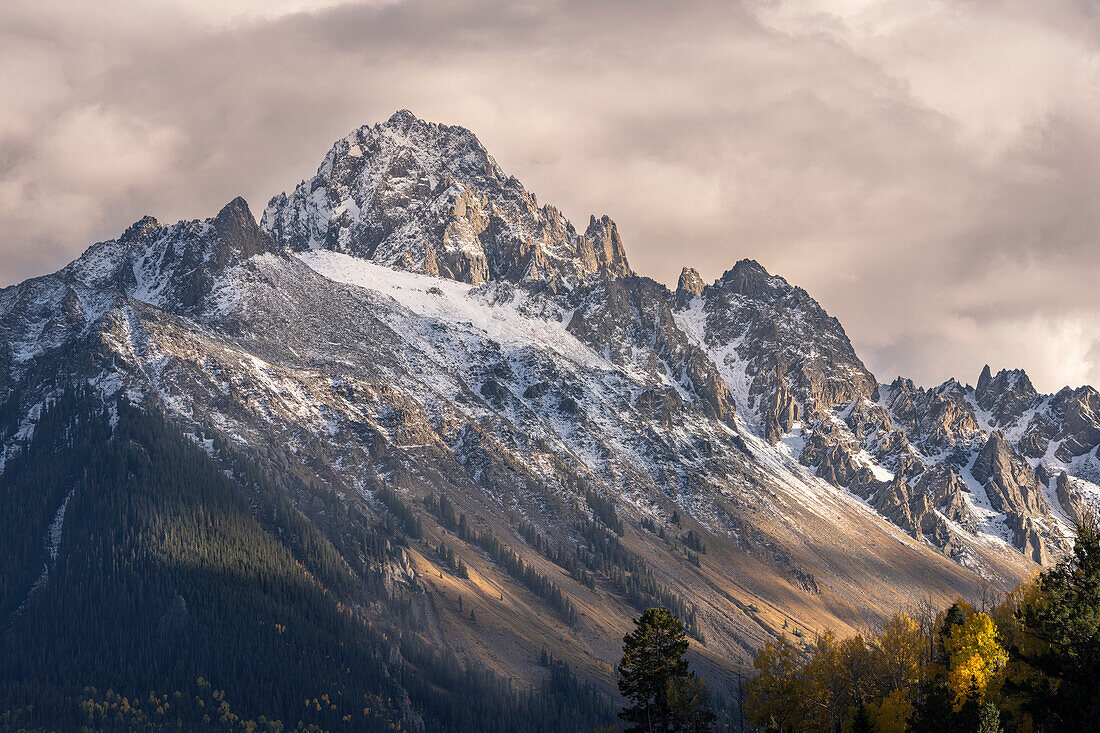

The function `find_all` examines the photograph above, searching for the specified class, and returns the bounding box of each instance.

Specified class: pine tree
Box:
[938,603,967,664]
[1017,513,1100,729]
[850,703,873,733]
[618,608,711,732]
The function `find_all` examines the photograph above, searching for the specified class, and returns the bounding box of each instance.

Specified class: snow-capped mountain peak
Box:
[261,110,630,290]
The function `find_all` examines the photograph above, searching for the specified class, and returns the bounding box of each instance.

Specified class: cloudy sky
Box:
[3,0,1100,392]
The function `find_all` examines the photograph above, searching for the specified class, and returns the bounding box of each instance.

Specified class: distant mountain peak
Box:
[715,259,777,299]
[676,267,705,302]
[975,365,1038,426]
[261,111,631,288]
[119,215,162,245]
[212,196,268,263]
[385,108,421,126]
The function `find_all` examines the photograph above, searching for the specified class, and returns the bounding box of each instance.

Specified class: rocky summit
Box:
[2,111,1098,726]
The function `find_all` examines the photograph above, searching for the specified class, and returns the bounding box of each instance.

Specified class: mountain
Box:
[1,110,1096,729]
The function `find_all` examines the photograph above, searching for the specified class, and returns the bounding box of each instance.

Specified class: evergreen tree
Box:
[909,675,956,733]
[938,603,968,664]
[618,608,711,732]
[850,703,873,733]
[666,674,716,733]
[1017,514,1100,729]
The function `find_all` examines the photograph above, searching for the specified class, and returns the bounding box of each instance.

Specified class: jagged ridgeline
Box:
[2,110,1099,730]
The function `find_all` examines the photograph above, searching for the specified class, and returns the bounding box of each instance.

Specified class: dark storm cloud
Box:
[2,0,1099,391]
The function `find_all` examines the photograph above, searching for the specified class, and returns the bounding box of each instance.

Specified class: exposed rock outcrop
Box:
[567,276,736,425]
[675,267,705,307]
[262,110,631,288]
[763,368,798,444]
[972,431,1047,517]
[976,365,1039,427]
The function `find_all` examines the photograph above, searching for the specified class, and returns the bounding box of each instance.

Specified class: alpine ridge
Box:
[2,110,1097,728]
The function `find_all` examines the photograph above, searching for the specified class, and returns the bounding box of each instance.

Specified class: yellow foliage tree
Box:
[836,634,875,705]
[875,613,923,693]
[746,634,808,732]
[805,631,847,732]
[943,612,1009,710]
[866,689,913,733]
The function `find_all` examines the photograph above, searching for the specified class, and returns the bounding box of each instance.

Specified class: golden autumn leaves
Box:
[745,604,1008,732]
[942,612,1009,711]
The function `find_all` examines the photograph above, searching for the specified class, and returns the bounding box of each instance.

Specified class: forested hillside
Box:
[0,393,613,731]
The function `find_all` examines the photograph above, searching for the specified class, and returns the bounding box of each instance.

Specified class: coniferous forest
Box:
[0,393,614,732]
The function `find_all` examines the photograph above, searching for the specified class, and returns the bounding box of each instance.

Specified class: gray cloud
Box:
[3,0,1099,392]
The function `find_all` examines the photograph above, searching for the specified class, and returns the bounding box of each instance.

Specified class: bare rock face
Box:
[872,477,922,536]
[30,197,274,316]
[973,431,1047,517]
[582,215,632,278]
[675,267,706,307]
[763,368,798,444]
[566,276,736,425]
[212,197,269,265]
[1054,471,1085,524]
[799,414,978,550]
[685,259,878,433]
[1052,387,1100,457]
[1017,386,1100,461]
[262,110,630,288]
[881,378,982,456]
[420,243,440,276]
[839,398,921,474]
[845,398,893,435]
[1009,515,1049,564]
[800,424,863,487]
[677,267,705,297]
[795,359,1100,564]
[634,386,686,429]
[976,365,1039,427]
[911,465,977,530]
